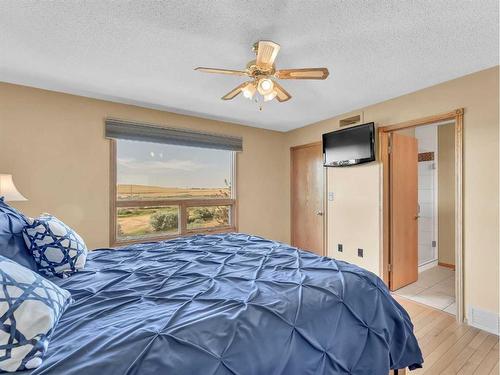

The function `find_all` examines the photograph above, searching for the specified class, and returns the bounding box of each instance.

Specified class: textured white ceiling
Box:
[0,1,498,131]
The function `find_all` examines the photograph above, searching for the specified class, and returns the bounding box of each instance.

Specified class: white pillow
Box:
[0,255,71,372]
[22,215,87,277]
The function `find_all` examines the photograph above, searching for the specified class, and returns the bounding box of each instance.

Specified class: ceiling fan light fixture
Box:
[242,82,256,99]
[257,78,274,95]
[263,90,277,102]
[195,40,329,104]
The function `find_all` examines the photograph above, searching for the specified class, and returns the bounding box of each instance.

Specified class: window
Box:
[112,139,236,244]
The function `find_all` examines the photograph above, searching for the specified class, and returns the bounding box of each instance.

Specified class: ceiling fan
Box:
[195,40,329,104]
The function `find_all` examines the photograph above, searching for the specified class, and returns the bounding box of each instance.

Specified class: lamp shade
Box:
[0,174,27,201]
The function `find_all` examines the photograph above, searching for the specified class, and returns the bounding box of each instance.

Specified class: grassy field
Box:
[117,206,228,239]
[117,207,179,238]
[117,184,230,200]
[116,184,230,239]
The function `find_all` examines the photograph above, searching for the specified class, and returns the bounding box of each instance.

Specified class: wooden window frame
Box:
[109,139,238,246]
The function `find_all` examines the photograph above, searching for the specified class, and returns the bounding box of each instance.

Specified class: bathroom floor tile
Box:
[393,266,456,312]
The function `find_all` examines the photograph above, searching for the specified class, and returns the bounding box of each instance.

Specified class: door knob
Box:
[316,211,324,216]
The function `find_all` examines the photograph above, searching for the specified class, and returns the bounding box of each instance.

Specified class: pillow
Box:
[22,215,87,277]
[0,198,38,272]
[0,255,71,372]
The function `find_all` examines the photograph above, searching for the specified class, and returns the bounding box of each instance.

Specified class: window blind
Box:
[105,119,243,151]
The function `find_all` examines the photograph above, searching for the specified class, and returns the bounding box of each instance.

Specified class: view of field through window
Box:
[117,206,179,238]
[187,206,230,230]
[116,140,233,240]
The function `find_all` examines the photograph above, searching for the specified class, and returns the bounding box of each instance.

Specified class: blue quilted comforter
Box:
[25,233,423,374]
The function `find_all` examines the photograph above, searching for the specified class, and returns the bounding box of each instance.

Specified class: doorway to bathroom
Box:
[379,109,464,321]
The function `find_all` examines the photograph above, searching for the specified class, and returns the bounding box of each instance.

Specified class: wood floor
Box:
[395,296,499,374]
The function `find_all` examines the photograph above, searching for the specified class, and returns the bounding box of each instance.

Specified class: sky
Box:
[117,139,232,188]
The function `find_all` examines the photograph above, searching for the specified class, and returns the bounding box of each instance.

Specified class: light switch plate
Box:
[328,192,334,201]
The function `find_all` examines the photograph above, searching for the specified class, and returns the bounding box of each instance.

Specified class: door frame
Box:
[290,142,326,256]
[379,108,464,322]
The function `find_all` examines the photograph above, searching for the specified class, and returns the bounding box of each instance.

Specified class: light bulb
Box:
[257,78,274,95]
[260,79,272,91]
[242,82,256,99]
[263,90,277,102]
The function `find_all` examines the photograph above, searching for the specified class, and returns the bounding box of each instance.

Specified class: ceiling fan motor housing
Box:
[246,60,275,77]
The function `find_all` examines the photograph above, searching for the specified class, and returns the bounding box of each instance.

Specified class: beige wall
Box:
[328,163,381,274]
[0,83,289,249]
[438,123,456,266]
[285,66,499,316]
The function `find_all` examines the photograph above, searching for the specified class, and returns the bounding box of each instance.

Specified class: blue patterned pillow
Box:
[22,215,87,277]
[0,198,38,272]
[0,255,71,372]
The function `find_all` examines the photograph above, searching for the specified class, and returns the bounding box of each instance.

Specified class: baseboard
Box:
[418,260,438,273]
[438,262,456,270]
[468,306,500,335]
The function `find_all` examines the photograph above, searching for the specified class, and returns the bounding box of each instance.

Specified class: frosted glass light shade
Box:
[242,82,256,99]
[257,78,274,95]
[263,90,277,102]
[0,174,27,201]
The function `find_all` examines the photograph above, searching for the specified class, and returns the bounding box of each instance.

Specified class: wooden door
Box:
[291,143,324,255]
[390,133,419,290]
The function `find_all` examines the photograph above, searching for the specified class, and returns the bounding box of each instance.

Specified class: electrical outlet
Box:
[337,244,343,252]
[358,248,363,257]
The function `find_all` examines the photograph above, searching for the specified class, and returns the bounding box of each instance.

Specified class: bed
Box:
[19,233,422,374]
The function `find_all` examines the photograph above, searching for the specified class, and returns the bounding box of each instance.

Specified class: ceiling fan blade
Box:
[256,41,280,70]
[275,68,329,80]
[221,82,248,100]
[195,67,248,76]
[273,81,291,102]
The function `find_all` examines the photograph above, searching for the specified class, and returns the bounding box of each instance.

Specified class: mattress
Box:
[21,233,423,374]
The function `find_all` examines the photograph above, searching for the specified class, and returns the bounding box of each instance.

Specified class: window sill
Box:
[111,226,236,247]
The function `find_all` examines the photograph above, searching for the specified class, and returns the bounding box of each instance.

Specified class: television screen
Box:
[323,123,375,167]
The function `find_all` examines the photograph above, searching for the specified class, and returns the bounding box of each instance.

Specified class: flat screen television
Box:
[323,122,375,167]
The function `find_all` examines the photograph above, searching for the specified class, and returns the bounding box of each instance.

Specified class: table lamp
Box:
[0,174,27,201]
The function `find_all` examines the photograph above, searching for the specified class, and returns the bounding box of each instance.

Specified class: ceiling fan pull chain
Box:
[254,96,263,111]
